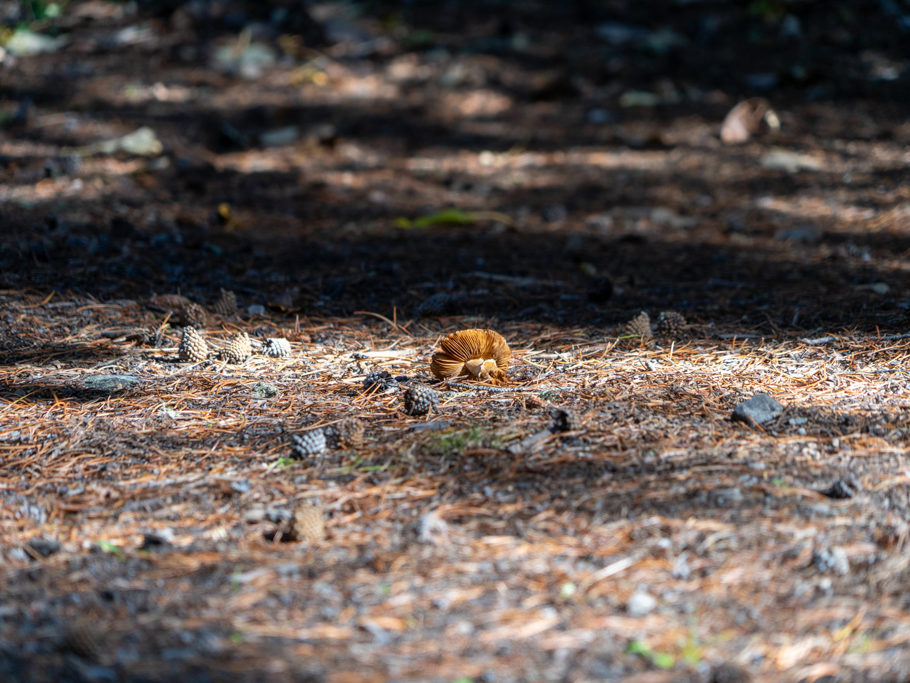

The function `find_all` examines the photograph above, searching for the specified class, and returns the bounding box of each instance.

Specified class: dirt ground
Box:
[1,1,910,681]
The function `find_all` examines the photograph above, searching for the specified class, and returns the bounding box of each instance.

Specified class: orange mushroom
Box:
[430,329,510,384]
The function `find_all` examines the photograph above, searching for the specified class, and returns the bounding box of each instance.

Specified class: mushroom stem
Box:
[464,358,485,378]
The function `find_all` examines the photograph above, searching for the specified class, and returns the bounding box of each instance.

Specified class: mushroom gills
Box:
[430,328,511,384]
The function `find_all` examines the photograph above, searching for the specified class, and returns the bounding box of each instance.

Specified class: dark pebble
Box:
[732,393,783,426]
[26,537,61,558]
[820,477,858,499]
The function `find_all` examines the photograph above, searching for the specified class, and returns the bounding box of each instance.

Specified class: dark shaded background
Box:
[1,0,909,331]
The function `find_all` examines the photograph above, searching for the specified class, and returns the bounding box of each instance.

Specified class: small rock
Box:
[774,224,822,244]
[549,408,580,433]
[26,537,61,558]
[626,590,657,617]
[857,282,890,295]
[252,381,279,399]
[587,108,614,124]
[5,29,66,56]
[712,488,743,505]
[139,533,170,551]
[761,148,823,173]
[671,553,691,580]
[409,421,452,432]
[95,127,163,156]
[260,125,299,147]
[586,276,614,303]
[820,477,858,499]
[745,72,779,90]
[732,393,783,426]
[710,663,753,683]
[811,546,849,575]
[213,41,277,80]
[82,374,140,393]
[418,510,450,546]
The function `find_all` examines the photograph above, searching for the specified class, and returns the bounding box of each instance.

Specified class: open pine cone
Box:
[212,288,238,317]
[622,312,653,340]
[178,326,208,363]
[430,329,510,384]
[218,332,252,363]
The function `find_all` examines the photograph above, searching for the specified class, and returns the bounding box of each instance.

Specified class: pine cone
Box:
[655,311,687,339]
[60,623,104,663]
[291,429,327,458]
[178,326,209,362]
[212,288,238,317]
[187,302,212,327]
[260,337,291,357]
[331,417,365,447]
[403,385,438,416]
[218,332,251,363]
[148,294,209,327]
[622,311,652,339]
[363,369,397,393]
[416,292,457,317]
[292,503,325,543]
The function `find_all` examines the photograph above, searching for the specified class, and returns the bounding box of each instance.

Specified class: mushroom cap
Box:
[430,328,510,382]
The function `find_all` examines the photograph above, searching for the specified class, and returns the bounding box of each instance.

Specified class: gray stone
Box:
[820,477,858,499]
[732,393,783,426]
[712,488,744,505]
[252,381,279,399]
[626,590,657,617]
[671,553,691,580]
[775,224,822,244]
[761,148,823,172]
[82,374,140,393]
[812,546,849,575]
[26,537,61,557]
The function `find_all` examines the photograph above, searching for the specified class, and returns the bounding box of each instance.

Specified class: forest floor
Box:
[1,1,910,681]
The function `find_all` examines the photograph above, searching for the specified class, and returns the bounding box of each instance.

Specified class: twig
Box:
[441,381,571,394]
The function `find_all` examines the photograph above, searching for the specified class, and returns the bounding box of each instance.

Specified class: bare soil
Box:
[1,2,910,681]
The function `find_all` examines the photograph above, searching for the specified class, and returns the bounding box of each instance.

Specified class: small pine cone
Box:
[60,624,104,663]
[292,504,325,543]
[148,294,208,327]
[332,417,365,447]
[622,311,653,339]
[655,311,687,339]
[363,369,397,393]
[291,429,327,458]
[415,292,454,318]
[212,288,238,317]
[218,332,252,363]
[178,326,209,362]
[549,407,580,433]
[403,385,438,416]
[261,337,291,357]
[176,301,210,328]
